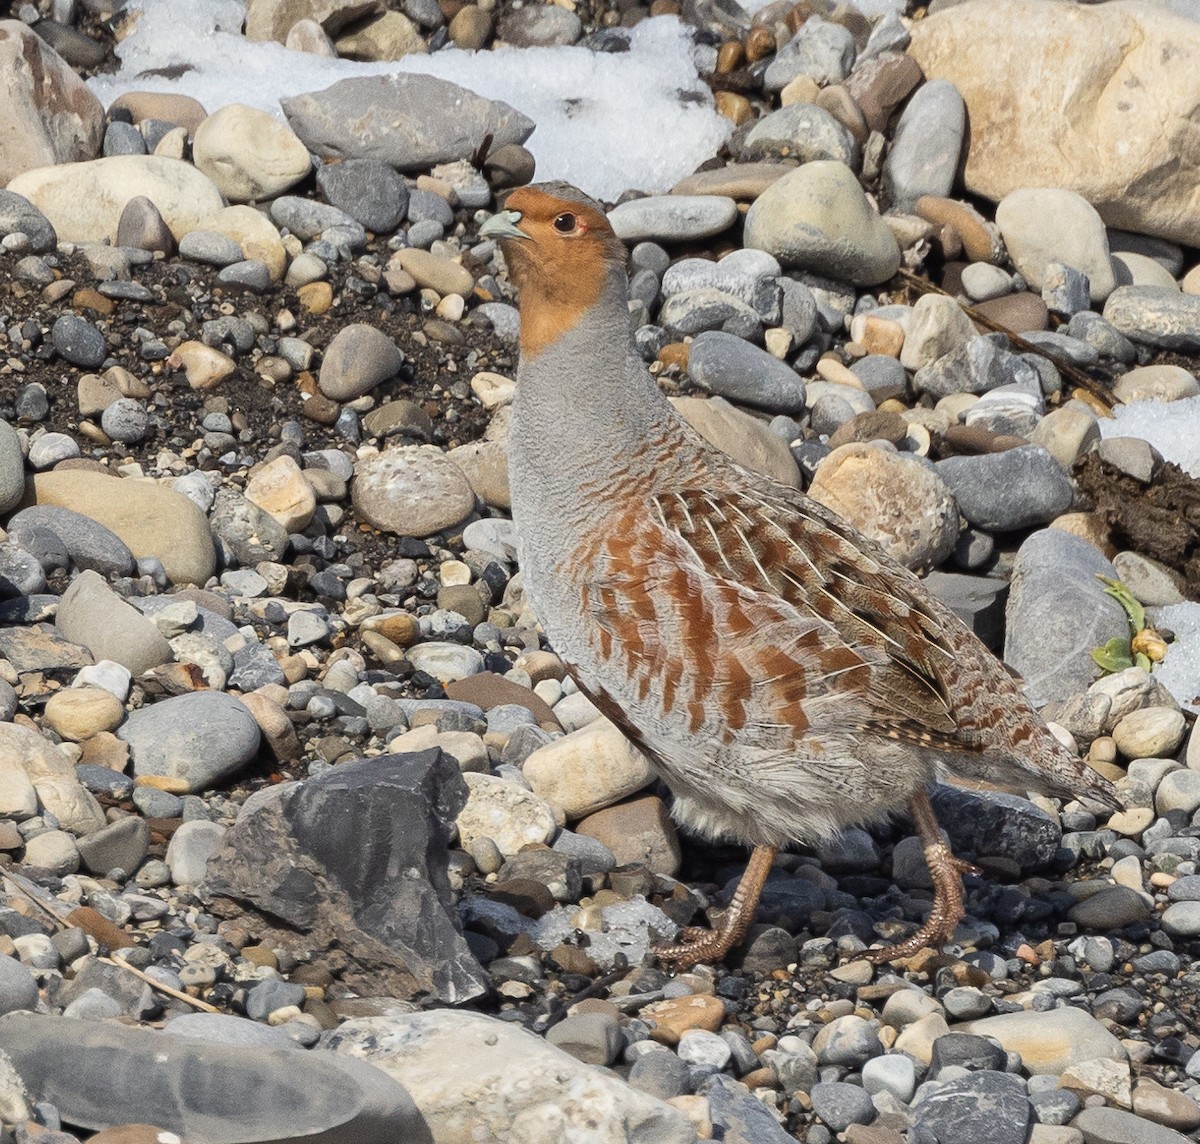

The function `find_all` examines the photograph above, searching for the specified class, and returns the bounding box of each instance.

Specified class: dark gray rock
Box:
[544,1011,622,1066]
[283,74,533,172]
[316,158,409,233]
[7,506,135,578]
[629,1048,691,1100]
[0,1012,428,1144]
[704,1073,796,1143]
[75,816,150,876]
[1004,528,1128,706]
[51,315,106,368]
[219,260,273,292]
[935,445,1073,532]
[930,1032,1008,1076]
[923,570,1008,651]
[103,119,147,156]
[810,1081,876,1132]
[913,1070,1031,1144]
[245,978,307,1022]
[204,749,489,1004]
[930,786,1061,873]
[687,330,806,413]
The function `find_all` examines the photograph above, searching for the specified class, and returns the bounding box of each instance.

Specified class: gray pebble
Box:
[935,445,1072,532]
[178,230,245,267]
[52,315,106,369]
[316,158,409,232]
[100,398,149,443]
[688,330,806,414]
[809,1081,876,1132]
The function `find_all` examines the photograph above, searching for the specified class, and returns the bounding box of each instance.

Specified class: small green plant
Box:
[1090,576,1168,675]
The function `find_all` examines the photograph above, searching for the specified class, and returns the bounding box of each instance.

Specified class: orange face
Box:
[488,184,628,360]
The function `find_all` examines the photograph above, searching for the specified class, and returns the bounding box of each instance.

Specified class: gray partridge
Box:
[480,182,1122,969]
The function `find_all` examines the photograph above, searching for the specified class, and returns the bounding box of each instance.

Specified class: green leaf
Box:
[1096,575,1146,634]
[1091,637,1134,674]
[1134,652,1152,672]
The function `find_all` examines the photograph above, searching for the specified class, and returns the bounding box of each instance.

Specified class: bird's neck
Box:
[508,269,686,507]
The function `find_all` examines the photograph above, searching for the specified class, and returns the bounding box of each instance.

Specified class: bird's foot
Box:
[652,843,778,971]
[865,847,980,965]
[653,925,742,972]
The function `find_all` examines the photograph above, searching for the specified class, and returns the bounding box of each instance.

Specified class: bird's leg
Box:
[866,788,981,964]
[653,844,778,971]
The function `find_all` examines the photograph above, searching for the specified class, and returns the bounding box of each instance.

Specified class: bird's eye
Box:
[553,212,577,233]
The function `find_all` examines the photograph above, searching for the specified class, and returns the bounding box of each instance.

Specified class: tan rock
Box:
[1030,406,1101,467]
[202,205,288,281]
[956,1006,1126,1075]
[1112,364,1200,403]
[1060,1057,1132,1109]
[576,795,680,876]
[389,249,474,298]
[671,395,801,488]
[193,104,312,202]
[641,994,726,1045]
[808,443,959,572]
[470,371,515,411]
[1132,1078,1200,1132]
[523,718,655,819]
[108,92,208,136]
[671,162,794,201]
[169,341,237,390]
[43,687,124,742]
[245,455,316,532]
[892,1012,950,1065]
[908,0,1200,246]
[239,691,300,760]
[7,156,224,244]
[29,469,217,586]
[448,436,511,510]
[335,11,427,59]
[245,0,379,42]
[0,20,104,184]
[913,196,1003,264]
[0,721,106,835]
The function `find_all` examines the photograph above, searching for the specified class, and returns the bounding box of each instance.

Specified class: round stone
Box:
[744,161,901,286]
[1112,706,1186,759]
[193,104,312,202]
[318,323,405,401]
[43,686,124,742]
[353,445,476,538]
[52,314,107,368]
[808,443,959,571]
[118,691,262,793]
[608,196,738,243]
[100,398,149,444]
[995,187,1117,303]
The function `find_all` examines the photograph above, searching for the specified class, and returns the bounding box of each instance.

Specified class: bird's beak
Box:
[479,209,529,241]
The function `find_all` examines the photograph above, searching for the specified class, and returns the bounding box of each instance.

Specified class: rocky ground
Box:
[1,0,1200,1142]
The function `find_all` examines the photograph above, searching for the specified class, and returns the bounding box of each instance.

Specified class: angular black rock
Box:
[203,748,489,1004]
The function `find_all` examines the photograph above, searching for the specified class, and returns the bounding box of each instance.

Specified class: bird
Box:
[479,182,1123,970]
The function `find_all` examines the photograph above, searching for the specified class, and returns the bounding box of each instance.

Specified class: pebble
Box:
[352,444,476,537]
[884,79,965,206]
[687,331,806,413]
[1103,286,1200,351]
[744,161,901,285]
[522,718,653,819]
[192,103,311,201]
[936,445,1073,531]
[995,187,1118,303]
[608,195,738,243]
[118,691,262,792]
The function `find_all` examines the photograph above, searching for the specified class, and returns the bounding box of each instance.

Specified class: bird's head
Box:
[480,182,628,360]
